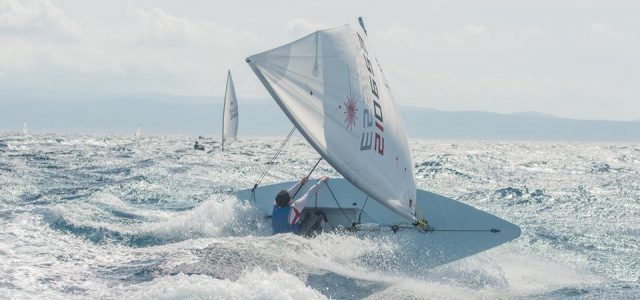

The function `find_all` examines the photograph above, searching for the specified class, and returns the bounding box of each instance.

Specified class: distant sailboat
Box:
[221,70,239,151]
[135,127,142,138]
[22,122,29,136]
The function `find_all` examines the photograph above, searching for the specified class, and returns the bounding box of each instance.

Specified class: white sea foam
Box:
[51,192,265,240]
[134,196,265,237]
[112,268,327,300]
[0,134,637,299]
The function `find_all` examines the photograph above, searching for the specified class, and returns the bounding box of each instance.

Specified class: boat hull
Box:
[236,178,520,268]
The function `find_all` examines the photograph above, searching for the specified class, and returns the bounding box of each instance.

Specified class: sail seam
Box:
[259,60,354,96]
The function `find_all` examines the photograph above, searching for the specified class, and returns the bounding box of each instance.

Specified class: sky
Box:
[1,0,639,121]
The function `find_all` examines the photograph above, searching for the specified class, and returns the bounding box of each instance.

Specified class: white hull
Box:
[237,178,521,268]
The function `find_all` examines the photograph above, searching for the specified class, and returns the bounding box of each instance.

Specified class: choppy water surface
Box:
[0,134,638,299]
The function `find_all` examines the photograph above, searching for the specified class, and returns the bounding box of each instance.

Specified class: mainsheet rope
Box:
[291,157,324,199]
[324,181,353,225]
[251,126,296,194]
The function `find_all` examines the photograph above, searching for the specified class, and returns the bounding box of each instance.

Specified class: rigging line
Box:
[257,126,295,184]
[291,157,323,199]
[324,181,353,224]
[426,228,501,233]
[251,55,341,59]
[391,226,501,233]
[252,126,296,192]
[356,195,369,224]
[258,129,292,181]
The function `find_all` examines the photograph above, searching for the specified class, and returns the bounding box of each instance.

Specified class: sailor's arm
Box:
[290,176,328,212]
[286,176,309,203]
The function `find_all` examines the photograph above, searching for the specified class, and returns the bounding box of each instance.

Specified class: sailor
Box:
[272,176,329,236]
[193,141,204,150]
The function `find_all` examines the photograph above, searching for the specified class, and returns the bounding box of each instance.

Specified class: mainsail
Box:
[246,21,417,221]
[222,70,239,151]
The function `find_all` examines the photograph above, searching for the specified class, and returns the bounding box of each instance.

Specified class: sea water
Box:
[0,134,638,299]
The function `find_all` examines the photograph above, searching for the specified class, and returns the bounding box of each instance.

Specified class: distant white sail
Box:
[247,23,417,221]
[222,70,239,150]
[22,122,29,135]
[135,127,142,138]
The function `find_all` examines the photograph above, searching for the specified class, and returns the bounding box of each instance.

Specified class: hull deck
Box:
[237,179,520,268]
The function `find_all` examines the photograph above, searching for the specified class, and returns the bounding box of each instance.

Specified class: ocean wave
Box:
[1,135,638,299]
[154,233,403,298]
[493,187,549,205]
[588,162,624,174]
[109,268,327,300]
[21,187,97,205]
[528,282,640,299]
[0,162,13,172]
[415,159,472,180]
[38,193,265,247]
[521,160,549,168]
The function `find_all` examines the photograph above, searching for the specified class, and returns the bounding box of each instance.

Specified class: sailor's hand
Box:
[301,176,309,185]
[319,176,329,182]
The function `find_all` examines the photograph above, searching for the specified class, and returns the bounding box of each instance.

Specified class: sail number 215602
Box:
[357,33,384,156]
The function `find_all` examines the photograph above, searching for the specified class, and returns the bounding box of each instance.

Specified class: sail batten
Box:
[247,22,416,221]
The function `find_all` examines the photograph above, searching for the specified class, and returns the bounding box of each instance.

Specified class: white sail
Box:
[246,22,417,221]
[22,122,29,136]
[222,70,239,150]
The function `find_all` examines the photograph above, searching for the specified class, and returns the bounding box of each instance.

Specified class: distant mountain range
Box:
[400,108,639,142]
[1,95,638,142]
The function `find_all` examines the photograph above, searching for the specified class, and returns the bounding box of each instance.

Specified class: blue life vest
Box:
[272,205,301,234]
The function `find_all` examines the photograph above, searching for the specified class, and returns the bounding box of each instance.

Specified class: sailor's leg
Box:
[314,211,327,232]
[299,212,317,236]
[300,211,326,237]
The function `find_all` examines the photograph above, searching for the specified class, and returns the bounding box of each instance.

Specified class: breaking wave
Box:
[0,134,638,299]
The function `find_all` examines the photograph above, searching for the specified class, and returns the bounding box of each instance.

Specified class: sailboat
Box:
[135,127,142,138]
[22,122,29,136]
[221,70,239,151]
[237,18,519,268]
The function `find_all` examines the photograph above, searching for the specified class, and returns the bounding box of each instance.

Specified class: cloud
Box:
[526,26,544,36]
[286,17,324,38]
[374,25,418,48]
[127,7,257,47]
[462,24,487,36]
[0,37,38,71]
[591,23,625,39]
[0,0,86,73]
[0,0,80,38]
[445,35,466,46]
[445,24,489,46]
[0,2,263,97]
